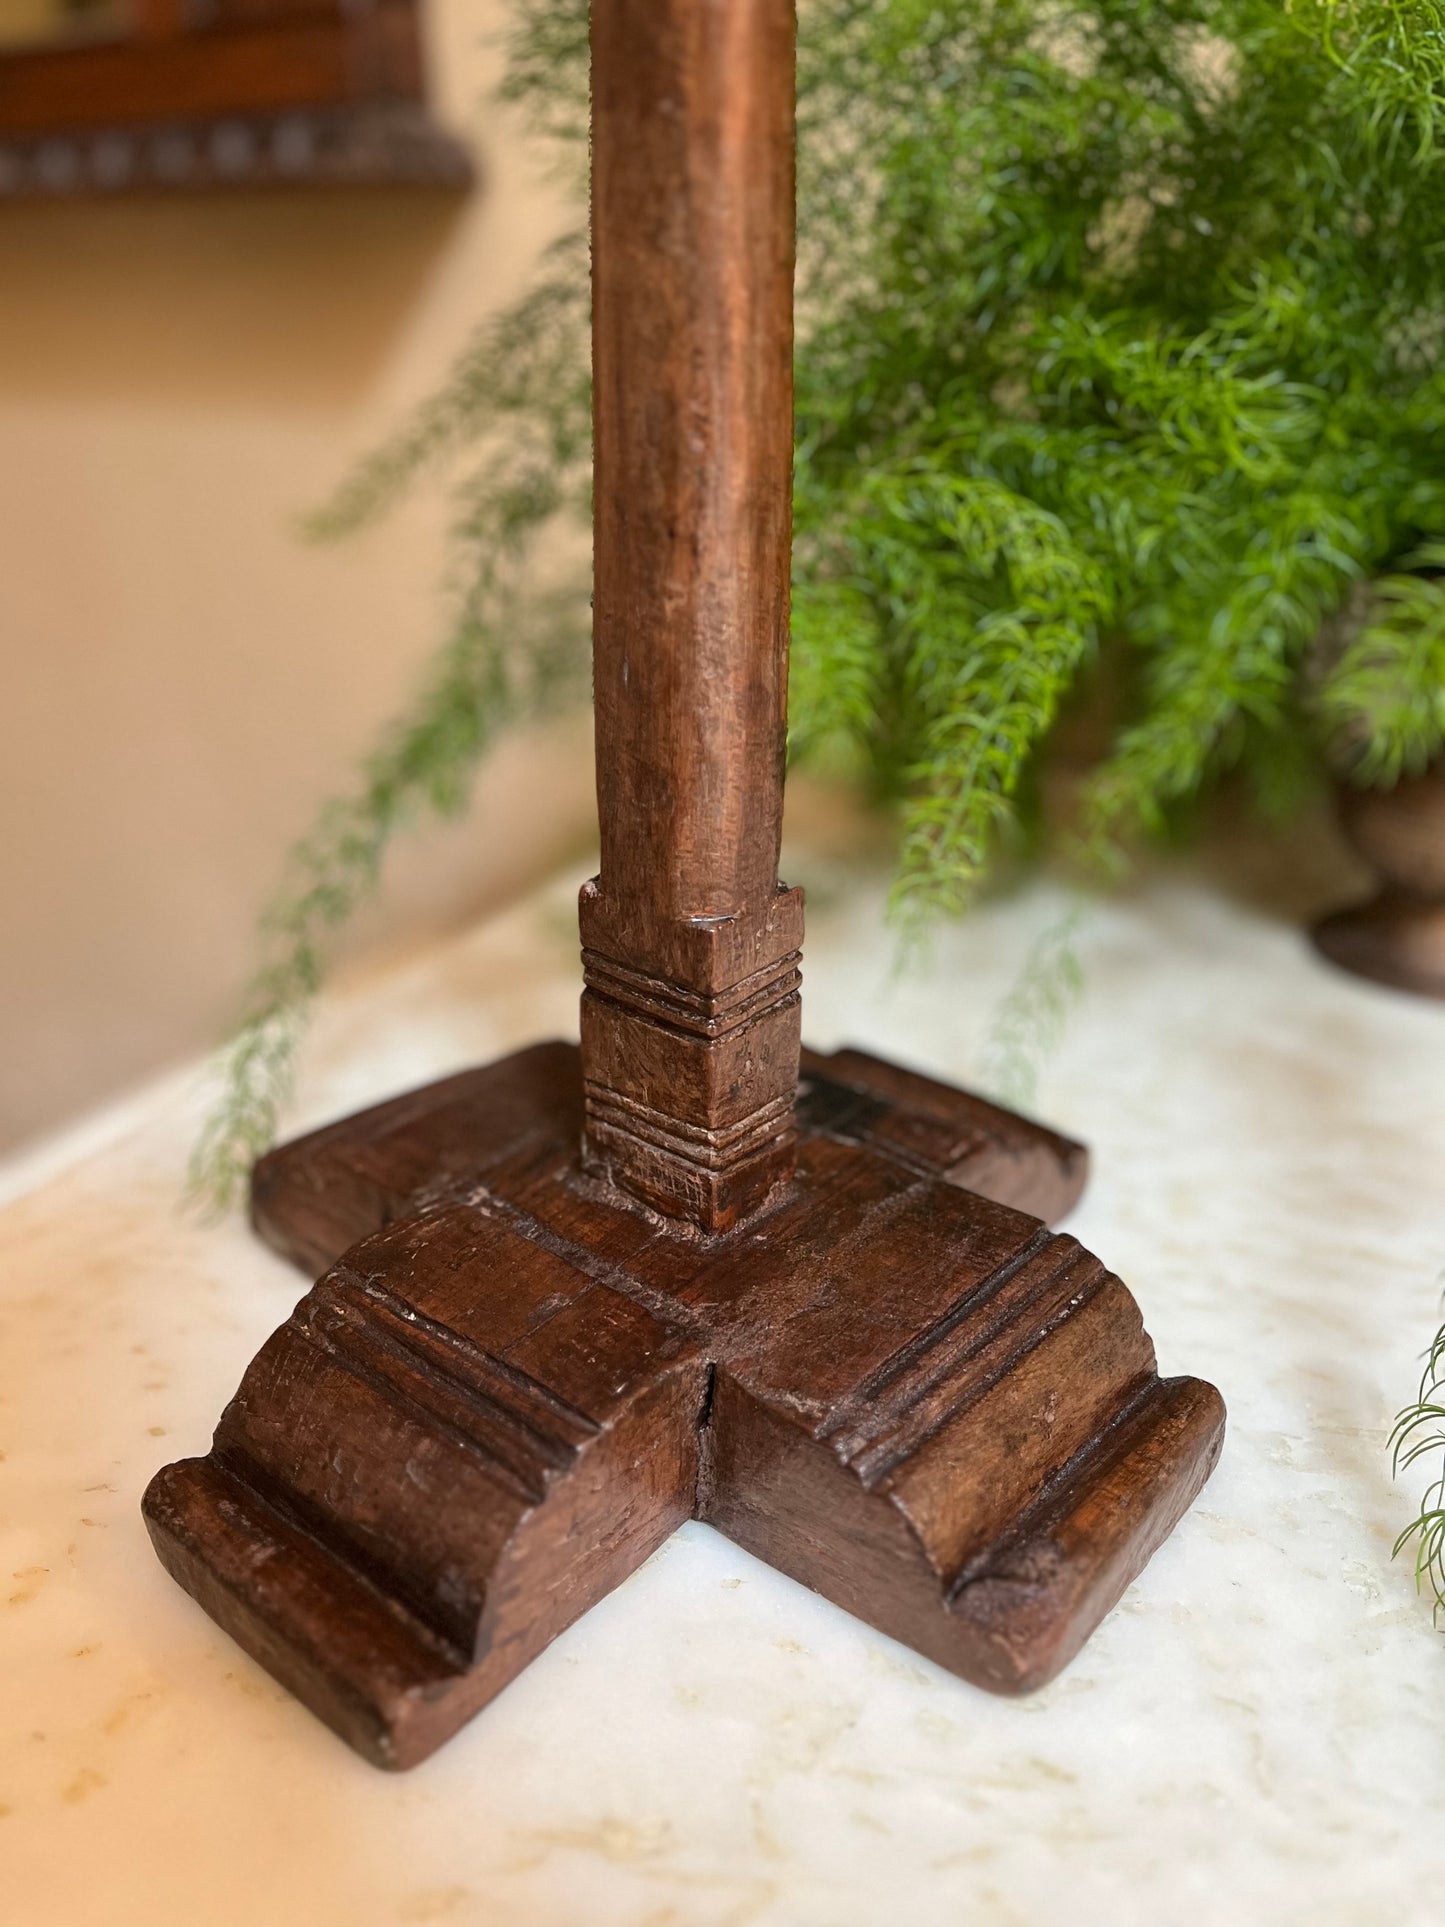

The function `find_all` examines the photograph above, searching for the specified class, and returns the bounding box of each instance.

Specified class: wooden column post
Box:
[579,0,804,1231]
[144,0,1224,1775]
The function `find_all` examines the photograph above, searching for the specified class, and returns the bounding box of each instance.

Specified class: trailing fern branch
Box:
[1322,544,1445,784]
[977,908,1088,1113]
[306,232,590,544]
[1391,1300,1445,1621]
[189,577,589,1211]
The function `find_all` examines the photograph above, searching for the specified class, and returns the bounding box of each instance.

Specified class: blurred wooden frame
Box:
[0,0,473,195]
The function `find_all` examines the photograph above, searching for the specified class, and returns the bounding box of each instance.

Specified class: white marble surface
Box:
[3,845,1445,1926]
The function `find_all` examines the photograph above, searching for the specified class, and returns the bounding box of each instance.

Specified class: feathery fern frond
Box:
[189,576,589,1211]
[1322,545,1445,784]
[1391,1300,1445,1622]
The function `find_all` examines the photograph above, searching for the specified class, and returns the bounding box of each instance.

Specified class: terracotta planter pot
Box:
[1311,759,1445,998]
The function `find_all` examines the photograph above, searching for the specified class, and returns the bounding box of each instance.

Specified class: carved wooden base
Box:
[143,1042,1224,1769]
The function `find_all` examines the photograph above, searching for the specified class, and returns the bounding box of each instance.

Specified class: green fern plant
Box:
[197,0,1445,1226]
[1391,1296,1445,1621]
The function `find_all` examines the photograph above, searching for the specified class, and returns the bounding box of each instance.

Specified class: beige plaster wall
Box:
[0,0,599,1153]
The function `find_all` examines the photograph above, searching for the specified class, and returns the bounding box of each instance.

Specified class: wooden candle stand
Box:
[143,0,1225,1770]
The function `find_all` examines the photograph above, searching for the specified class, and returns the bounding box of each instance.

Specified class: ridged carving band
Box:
[580,947,802,1042]
[582,1083,796,1175]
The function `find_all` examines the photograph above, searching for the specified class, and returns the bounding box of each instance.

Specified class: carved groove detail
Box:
[582,1083,795,1175]
[300,1279,598,1504]
[345,1272,602,1440]
[581,947,802,1041]
[458,1186,712,1337]
[826,1234,1113,1487]
[848,1226,1058,1406]
[943,1375,1165,1607]
[199,1451,475,1668]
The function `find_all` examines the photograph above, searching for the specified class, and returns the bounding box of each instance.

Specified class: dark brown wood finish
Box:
[582,0,801,1230]
[143,0,1225,1771]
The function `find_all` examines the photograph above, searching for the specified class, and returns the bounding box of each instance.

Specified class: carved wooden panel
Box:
[0,0,470,195]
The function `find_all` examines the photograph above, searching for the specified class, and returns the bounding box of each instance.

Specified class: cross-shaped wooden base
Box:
[144,0,1225,1769]
[144,1040,1224,1769]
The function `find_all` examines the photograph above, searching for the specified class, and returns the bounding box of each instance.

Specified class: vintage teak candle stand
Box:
[144,0,1225,1770]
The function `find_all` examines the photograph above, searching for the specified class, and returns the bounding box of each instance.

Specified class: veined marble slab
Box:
[2,850,1444,1926]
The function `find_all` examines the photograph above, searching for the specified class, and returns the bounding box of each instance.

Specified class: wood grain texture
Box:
[583,0,801,1228]
[146,1040,1221,1768]
[142,0,1225,1769]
